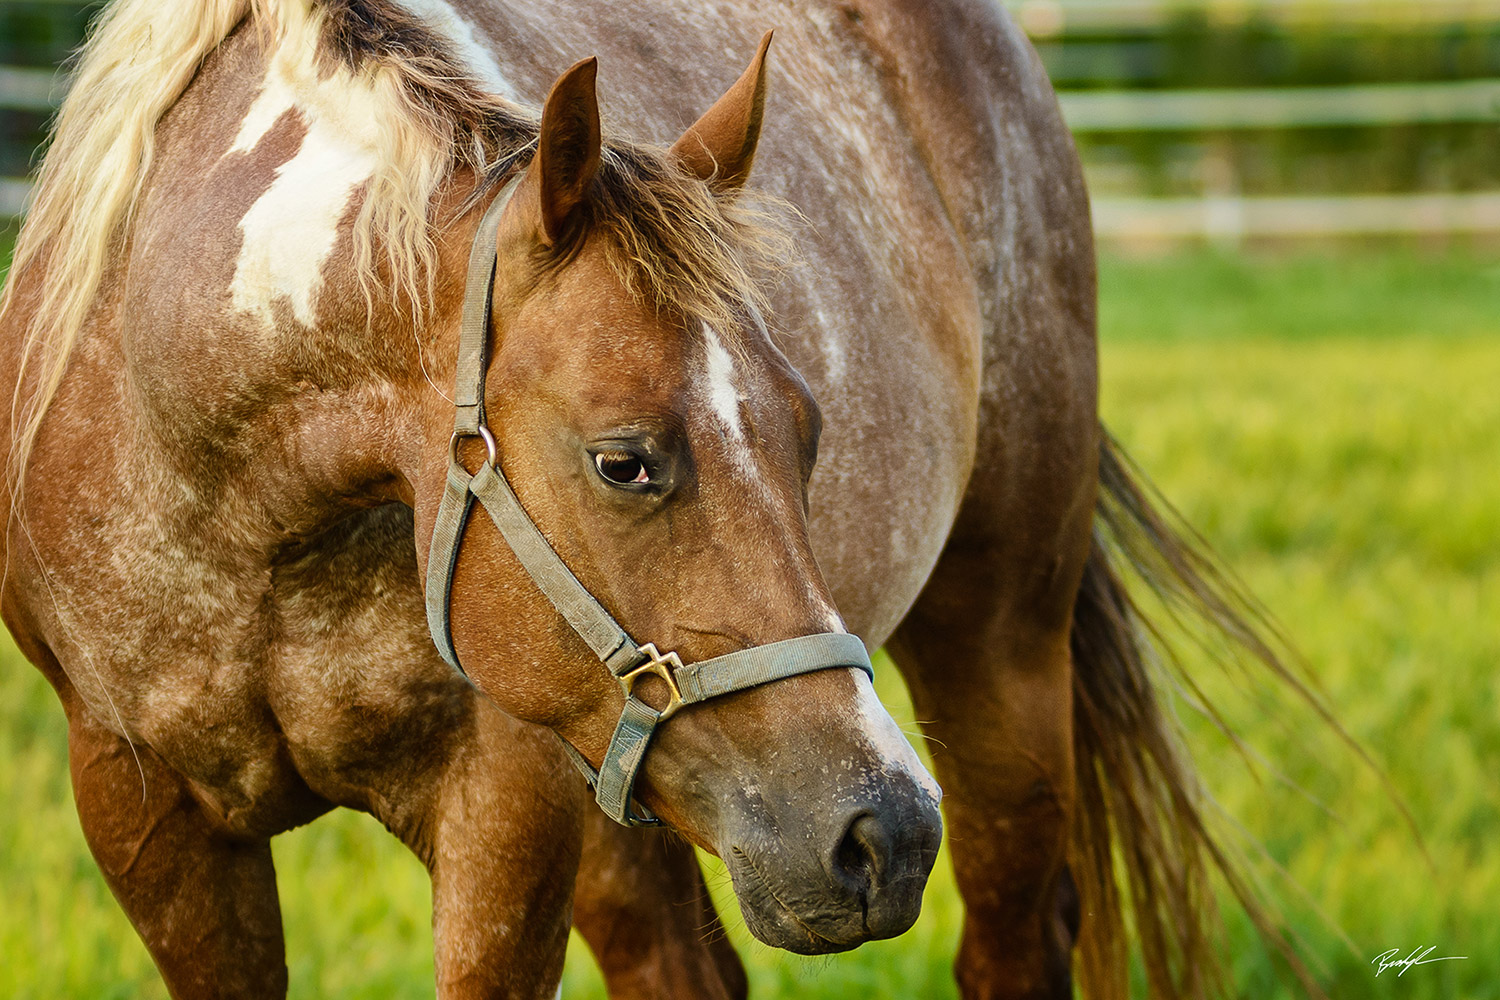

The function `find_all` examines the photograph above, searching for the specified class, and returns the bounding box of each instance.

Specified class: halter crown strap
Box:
[453,179,510,434]
[424,177,873,827]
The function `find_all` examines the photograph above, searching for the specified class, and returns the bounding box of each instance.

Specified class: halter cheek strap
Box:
[424,178,873,827]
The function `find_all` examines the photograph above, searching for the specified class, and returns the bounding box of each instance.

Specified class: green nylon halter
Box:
[424,178,874,827]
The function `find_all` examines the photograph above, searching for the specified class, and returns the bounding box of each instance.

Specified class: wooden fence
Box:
[999,0,1500,240]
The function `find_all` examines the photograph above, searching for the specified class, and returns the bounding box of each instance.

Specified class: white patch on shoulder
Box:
[398,0,517,101]
[229,67,296,155]
[228,33,384,329]
[232,124,378,328]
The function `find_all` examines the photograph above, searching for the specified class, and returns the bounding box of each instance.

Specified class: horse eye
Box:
[595,450,650,486]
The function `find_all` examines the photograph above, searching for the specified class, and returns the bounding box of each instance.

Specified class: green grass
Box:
[1098,245,1500,344]
[2,246,1496,997]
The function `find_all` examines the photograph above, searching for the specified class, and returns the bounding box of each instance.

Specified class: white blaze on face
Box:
[849,668,943,803]
[701,324,846,635]
[701,323,751,466]
[396,0,518,101]
[227,32,384,329]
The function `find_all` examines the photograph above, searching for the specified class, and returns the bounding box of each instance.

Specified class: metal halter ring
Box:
[449,426,498,470]
[619,643,687,721]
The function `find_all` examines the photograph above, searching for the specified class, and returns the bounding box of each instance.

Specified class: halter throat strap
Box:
[423,177,873,827]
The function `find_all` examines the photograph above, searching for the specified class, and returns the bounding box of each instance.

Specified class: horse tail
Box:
[1069,429,1324,999]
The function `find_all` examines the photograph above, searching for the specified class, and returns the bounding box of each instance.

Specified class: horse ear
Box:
[521,57,602,246]
[670,30,773,190]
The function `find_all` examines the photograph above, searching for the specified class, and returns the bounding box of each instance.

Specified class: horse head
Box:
[412,40,942,953]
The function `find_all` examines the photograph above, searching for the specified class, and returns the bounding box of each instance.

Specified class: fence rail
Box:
[0,177,30,217]
[1060,79,1500,130]
[0,65,60,111]
[1007,0,1500,36]
[1093,190,1500,239]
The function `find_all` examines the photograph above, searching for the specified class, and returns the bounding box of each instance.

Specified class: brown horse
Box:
[1,0,1298,998]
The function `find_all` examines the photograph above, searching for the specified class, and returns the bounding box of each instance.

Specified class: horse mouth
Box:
[727,846,868,955]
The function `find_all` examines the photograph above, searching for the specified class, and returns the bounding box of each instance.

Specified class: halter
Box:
[424,178,874,827]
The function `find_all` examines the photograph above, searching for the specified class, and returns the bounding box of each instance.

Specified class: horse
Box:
[0,0,1299,997]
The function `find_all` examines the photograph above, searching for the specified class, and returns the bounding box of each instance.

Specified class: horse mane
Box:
[2,0,788,502]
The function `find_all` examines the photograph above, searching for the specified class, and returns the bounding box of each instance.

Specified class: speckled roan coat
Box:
[0,2,1122,998]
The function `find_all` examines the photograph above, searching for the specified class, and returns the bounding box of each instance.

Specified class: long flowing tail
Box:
[1069,429,1327,999]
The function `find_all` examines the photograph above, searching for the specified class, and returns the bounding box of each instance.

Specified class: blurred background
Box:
[1,1,1496,997]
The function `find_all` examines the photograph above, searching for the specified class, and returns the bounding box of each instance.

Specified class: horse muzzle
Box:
[723,772,943,954]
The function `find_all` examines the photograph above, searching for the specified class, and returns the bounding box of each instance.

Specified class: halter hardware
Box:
[449,426,497,468]
[620,644,687,721]
[424,177,873,827]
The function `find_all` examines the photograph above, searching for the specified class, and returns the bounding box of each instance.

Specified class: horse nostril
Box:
[832,813,891,902]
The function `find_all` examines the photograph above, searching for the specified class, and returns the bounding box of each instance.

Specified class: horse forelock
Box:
[549,143,794,344]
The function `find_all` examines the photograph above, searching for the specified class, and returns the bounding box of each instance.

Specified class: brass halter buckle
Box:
[619,643,687,721]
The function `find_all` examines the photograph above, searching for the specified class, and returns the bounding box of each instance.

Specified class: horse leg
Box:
[370,702,584,1000]
[414,720,746,1000]
[572,811,747,1000]
[889,530,1088,1000]
[345,699,742,1000]
[66,701,288,999]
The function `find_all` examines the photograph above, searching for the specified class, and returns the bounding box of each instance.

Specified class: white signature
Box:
[1372,946,1468,977]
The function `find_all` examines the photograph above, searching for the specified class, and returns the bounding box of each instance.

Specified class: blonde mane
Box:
[2,0,787,505]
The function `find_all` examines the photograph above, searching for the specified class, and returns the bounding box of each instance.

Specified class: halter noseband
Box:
[424,178,873,827]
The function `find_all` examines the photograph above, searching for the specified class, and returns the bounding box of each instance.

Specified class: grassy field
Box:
[1,244,1496,998]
